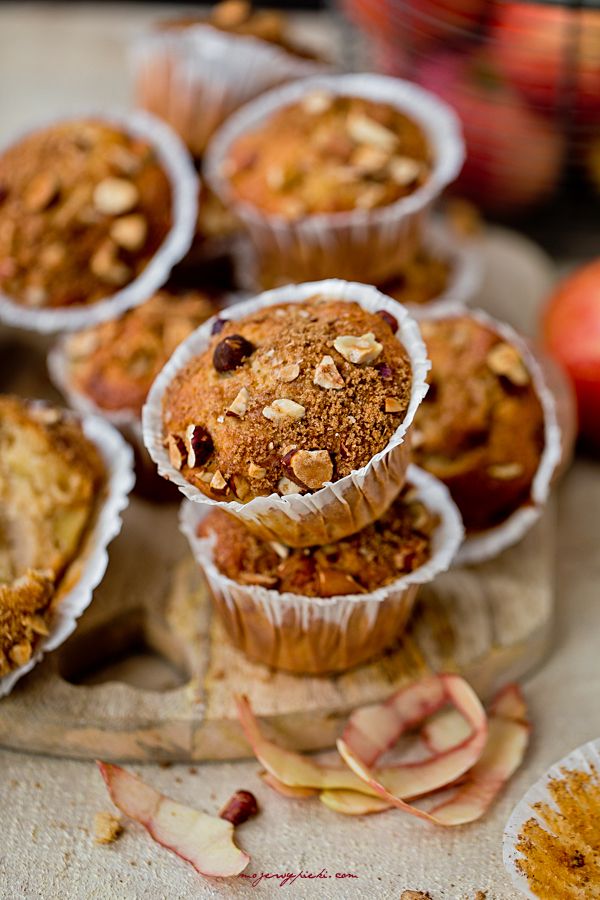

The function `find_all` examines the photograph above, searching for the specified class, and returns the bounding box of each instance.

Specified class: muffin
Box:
[0,114,197,332]
[132,0,327,158]
[413,312,554,537]
[0,396,105,676]
[143,280,429,547]
[182,465,463,673]
[205,74,464,284]
[162,299,411,502]
[56,286,219,418]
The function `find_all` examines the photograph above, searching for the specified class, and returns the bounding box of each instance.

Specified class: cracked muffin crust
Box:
[0,119,172,309]
[223,92,431,218]
[0,397,105,675]
[413,316,545,532]
[162,297,413,502]
[198,484,438,597]
[62,285,219,416]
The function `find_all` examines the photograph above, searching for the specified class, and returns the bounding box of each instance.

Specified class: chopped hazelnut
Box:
[90,241,131,286]
[347,113,398,153]
[277,363,301,383]
[262,398,306,424]
[301,90,334,115]
[318,567,364,597]
[24,172,60,212]
[93,177,139,216]
[167,433,187,470]
[289,449,333,490]
[486,342,530,386]
[226,386,250,418]
[231,473,251,500]
[269,541,290,559]
[314,354,345,390]
[110,214,147,251]
[185,425,213,468]
[389,156,422,186]
[94,812,123,845]
[278,476,303,495]
[487,462,525,480]
[210,470,228,492]
[9,641,32,667]
[385,397,404,413]
[248,462,267,479]
[333,332,383,365]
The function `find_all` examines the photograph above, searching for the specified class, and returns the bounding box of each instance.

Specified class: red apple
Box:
[490,3,600,122]
[542,259,600,451]
[342,0,486,49]
[415,51,565,213]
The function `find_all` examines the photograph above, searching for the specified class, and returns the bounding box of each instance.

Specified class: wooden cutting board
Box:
[0,227,559,762]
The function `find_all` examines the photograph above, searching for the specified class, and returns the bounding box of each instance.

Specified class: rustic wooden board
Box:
[0,226,558,762]
[0,495,556,762]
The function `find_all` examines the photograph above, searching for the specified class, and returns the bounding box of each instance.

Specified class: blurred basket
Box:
[338,0,600,216]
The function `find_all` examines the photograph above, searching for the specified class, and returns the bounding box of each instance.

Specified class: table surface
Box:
[1,5,599,899]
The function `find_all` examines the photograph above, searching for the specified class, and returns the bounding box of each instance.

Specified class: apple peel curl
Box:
[337,683,530,826]
[97,762,249,877]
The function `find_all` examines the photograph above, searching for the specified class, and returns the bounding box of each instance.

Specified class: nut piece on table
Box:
[219,790,259,826]
[94,811,123,845]
[333,333,383,365]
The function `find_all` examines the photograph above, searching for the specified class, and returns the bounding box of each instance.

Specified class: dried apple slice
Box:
[235,695,379,795]
[259,771,318,799]
[97,762,249,877]
[320,789,393,816]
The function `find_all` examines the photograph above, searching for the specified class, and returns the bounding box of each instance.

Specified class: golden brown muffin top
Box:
[413,316,545,531]
[223,93,431,219]
[64,286,219,415]
[162,298,412,502]
[0,397,105,675]
[199,484,438,596]
[0,120,172,309]
[159,0,318,59]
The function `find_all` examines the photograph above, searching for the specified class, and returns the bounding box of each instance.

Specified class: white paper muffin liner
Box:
[204,73,465,285]
[131,24,329,158]
[232,215,482,312]
[0,406,135,697]
[413,303,562,565]
[142,279,431,547]
[0,110,198,334]
[180,464,464,673]
[503,738,600,899]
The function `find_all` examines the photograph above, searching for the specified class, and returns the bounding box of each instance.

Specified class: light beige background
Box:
[1,5,599,899]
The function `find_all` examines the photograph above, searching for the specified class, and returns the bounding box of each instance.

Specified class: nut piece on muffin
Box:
[162,298,412,502]
[0,397,105,675]
[198,484,439,596]
[413,316,545,532]
[0,119,172,309]
[222,93,431,218]
[62,285,220,416]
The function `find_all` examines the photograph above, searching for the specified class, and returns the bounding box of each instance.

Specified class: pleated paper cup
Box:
[142,279,430,547]
[0,406,135,697]
[503,738,600,899]
[132,24,329,158]
[0,110,198,334]
[413,303,562,565]
[204,73,465,286]
[233,216,482,312]
[180,464,464,674]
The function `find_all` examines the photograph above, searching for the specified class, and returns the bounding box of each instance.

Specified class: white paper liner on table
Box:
[503,738,600,899]
[0,110,198,334]
[142,279,431,548]
[0,409,135,697]
[204,73,465,285]
[413,302,562,565]
[232,216,482,312]
[131,24,330,158]
[180,464,464,673]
